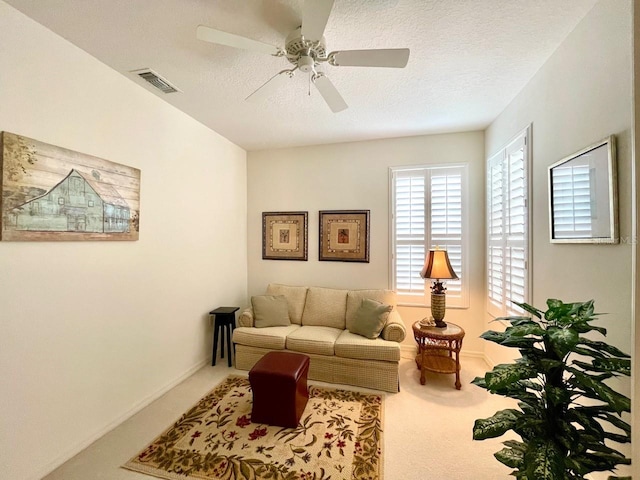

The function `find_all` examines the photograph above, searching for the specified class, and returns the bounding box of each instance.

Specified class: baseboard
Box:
[35,357,209,480]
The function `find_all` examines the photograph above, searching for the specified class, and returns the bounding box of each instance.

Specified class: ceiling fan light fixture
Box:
[298,55,315,73]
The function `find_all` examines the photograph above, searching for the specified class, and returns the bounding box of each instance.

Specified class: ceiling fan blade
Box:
[197,25,281,56]
[301,0,335,42]
[245,70,295,103]
[313,74,347,113]
[330,48,410,68]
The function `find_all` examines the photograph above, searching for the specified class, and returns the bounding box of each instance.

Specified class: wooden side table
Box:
[412,321,465,389]
[209,307,239,367]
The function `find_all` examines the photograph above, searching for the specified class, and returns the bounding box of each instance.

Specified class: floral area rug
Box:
[123,375,384,480]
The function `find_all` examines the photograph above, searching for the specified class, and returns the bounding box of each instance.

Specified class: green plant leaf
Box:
[591,411,631,435]
[485,364,537,390]
[573,345,607,359]
[569,452,630,473]
[523,438,565,480]
[480,330,509,344]
[572,358,631,376]
[537,358,563,371]
[547,326,579,359]
[578,339,630,358]
[510,317,540,327]
[471,376,487,389]
[544,384,571,407]
[568,369,631,413]
[506,324,546,337]
[515,302,544,319]
[495,446,525,468]
[473,409,520,440]
[500,337,541,349]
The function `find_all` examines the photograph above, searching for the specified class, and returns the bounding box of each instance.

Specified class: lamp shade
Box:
[420,249,459,280]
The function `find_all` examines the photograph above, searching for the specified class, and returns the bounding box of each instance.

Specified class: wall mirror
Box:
[548,136,618,244]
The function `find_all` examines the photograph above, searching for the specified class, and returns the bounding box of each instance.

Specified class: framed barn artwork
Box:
[262,211,308,260]
[0,132,140,241]
[319,210,370,262]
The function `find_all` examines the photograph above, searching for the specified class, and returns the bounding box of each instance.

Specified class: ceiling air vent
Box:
[131,68,180,94]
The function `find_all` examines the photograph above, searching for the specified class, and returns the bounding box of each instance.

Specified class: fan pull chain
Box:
[308,74,311,96]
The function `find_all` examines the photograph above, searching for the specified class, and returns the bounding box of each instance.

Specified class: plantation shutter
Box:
[487,129,530,317]
[394,172,426,302]
[392,165,468,307]
[428,168,464,301]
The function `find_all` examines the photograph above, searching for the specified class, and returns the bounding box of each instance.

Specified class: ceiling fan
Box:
[196,0,410,113]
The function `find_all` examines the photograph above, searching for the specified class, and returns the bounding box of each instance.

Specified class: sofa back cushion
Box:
[266,284,309,325]
[301,287,348,329]
[251,295,291,328]
[346,289,397,332]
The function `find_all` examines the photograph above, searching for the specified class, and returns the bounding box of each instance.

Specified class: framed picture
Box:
[548,135,618,244]
[262,211,308,260]
[1,131,140,241]
[319,210,370,262]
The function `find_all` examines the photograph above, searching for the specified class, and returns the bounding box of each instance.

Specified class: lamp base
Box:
[430,293,447,328]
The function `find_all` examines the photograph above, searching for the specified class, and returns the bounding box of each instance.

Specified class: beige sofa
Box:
[232,284,406,393]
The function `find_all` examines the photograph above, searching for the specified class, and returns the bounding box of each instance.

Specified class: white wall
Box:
[485,0,633,367]
[247,132,486,353]
[486,0,633,474]
[0,3,247,479]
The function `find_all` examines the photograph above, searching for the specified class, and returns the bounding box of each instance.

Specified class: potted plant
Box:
[472,299,631,480]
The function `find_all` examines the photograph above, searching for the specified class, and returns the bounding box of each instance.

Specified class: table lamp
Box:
[420,248,458,328]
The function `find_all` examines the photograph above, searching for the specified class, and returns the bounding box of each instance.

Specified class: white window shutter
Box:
[486,128,530,317]
[391,165,468,307]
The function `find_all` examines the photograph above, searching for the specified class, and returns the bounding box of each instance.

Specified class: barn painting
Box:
[1,132,140,241]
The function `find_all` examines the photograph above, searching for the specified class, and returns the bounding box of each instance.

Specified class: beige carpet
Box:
[123,375,384,480]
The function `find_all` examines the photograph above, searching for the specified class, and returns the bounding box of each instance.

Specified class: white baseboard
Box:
[35,357,209,480]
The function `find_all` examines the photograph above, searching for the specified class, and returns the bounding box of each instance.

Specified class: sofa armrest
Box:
[381,310,406,342]
[238,308,254,328]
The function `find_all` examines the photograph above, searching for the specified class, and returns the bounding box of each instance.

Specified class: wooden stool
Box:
[249,351,310,428]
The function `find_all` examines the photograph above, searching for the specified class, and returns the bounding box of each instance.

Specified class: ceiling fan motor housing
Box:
[285,27,327,69]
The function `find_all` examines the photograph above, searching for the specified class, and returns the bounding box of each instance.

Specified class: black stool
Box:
[209,307,239,367]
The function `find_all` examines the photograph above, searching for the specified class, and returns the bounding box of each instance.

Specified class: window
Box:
[390,165,468,307]
[58,197,65,205]
[487,126,531,317]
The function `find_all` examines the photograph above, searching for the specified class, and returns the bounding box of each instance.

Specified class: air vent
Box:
[131,68,180,94]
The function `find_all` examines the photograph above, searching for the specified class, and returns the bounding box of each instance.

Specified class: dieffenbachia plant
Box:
[472,299,631,480]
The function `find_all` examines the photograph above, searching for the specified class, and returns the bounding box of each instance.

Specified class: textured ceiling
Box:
[5,0,598,151]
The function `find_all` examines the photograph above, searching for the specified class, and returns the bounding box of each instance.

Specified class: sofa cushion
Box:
[335,330,401,362]
[301,287,348,329]
[349,298,393,339]
[286,326,343,356]
[346,289,397,331]
[266,284,309,325]
[232,325,300,350]
[252,295,290,327]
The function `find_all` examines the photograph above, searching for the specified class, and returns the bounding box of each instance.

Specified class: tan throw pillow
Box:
[349,298,393,339]
[251,295,290,328]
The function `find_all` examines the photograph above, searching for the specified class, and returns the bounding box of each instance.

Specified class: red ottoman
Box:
[249,351,310,428]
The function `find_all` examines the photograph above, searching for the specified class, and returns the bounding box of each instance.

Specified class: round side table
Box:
[412,321,465,389]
